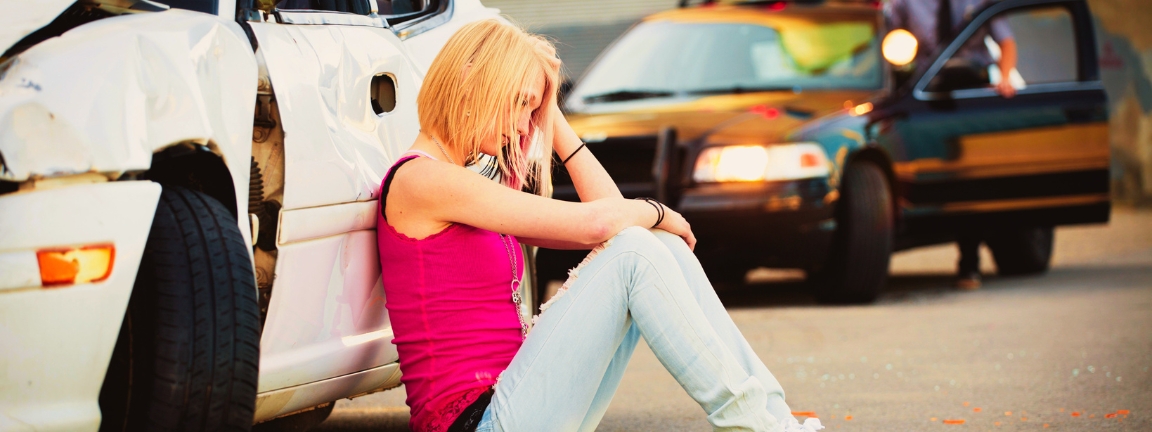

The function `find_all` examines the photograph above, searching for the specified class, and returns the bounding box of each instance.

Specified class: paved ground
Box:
[314,208,1152,431]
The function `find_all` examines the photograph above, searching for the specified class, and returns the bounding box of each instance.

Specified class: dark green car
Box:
[538,0,1109,303]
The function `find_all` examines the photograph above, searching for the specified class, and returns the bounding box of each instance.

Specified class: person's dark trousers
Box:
[957,233,982,275]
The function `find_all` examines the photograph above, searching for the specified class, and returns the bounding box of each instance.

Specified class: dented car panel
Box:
[248,17,417,398]
[249,21,420,210]
[249,2,501,400]
[0,9,258,243]
[0,9,259,431]
[1,0,510,429]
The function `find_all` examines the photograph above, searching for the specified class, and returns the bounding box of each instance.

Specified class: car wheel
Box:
[812,162,893,304]
[986,226,1054,276]
[99,186,260,432]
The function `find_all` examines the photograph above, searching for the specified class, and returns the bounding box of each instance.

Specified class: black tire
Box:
[99,186,260,432]
[812,162,893,304]
[986,226,1054,276]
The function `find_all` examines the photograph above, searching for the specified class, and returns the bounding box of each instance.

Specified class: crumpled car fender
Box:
[0,0,75,55]
[0,9,258,217]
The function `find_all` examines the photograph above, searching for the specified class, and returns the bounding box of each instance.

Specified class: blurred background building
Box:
[483,0,1152,205]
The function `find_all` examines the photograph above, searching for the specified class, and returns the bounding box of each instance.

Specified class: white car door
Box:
[248,0,427,394]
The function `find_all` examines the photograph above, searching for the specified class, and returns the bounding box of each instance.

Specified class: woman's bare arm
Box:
[551,104,622,203]
[391,158,695,249]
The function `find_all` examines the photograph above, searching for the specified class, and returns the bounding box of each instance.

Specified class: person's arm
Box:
[886,0,906,31]
[392,158,696,249]
[995,38,1017,98]
[551,103,621,202]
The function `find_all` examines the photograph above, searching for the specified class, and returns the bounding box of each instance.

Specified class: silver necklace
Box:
[430,135,457,166]
[500,234,529,338]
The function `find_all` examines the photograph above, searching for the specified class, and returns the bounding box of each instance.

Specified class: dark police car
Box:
[537,0,1110,303]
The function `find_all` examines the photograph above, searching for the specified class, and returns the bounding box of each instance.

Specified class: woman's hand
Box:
[653,202,696,251]
[530,36,562,79]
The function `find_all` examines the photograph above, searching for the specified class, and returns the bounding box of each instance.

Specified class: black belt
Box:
[447,388,494,432]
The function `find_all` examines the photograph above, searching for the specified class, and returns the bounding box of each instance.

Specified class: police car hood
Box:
[566,89,876,145]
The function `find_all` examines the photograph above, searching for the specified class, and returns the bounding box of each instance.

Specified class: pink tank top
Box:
[377,154,524,432]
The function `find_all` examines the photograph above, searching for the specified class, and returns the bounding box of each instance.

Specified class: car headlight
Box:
[693,143,830,183]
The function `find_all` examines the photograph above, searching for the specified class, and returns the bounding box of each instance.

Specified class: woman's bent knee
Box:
[608,226,665,253]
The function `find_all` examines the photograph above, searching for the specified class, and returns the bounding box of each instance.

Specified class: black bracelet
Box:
[562,142,587,165]
[635,197,664,229]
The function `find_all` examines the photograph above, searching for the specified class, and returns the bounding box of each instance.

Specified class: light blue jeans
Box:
[476,227,794,432]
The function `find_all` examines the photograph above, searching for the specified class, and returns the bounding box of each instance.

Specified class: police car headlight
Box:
[693,143,830,183]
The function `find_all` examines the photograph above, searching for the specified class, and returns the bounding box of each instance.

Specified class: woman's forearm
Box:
[582,198,659,244]
[553,106,623,202]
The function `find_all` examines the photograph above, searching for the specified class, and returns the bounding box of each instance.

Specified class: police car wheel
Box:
[812,162,893,304]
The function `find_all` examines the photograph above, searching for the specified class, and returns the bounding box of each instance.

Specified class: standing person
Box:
[376,20,823,432]
[888,0,1018,289]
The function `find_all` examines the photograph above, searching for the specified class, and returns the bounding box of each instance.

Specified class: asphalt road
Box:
[313,207,1151,431]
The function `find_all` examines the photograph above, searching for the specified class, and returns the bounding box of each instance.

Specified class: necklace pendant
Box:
[511,291,522,306]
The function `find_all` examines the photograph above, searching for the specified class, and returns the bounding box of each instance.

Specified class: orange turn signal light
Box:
[37,245,115,287]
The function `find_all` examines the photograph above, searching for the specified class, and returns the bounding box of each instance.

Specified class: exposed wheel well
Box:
[144,143,238,218]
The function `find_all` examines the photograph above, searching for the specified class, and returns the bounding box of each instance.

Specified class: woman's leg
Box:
[574,230,795,430]
[648,229,794,422]
[575,324,639,432]
[483,227,781,432]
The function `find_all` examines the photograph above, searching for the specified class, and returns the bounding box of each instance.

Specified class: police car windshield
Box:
[572,19,881,106]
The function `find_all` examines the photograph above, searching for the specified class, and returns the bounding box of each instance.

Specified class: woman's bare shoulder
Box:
[389,157,495,203]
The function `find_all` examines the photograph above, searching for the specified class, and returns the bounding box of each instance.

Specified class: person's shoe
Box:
[956,271,982,290]
[783,417,824,432]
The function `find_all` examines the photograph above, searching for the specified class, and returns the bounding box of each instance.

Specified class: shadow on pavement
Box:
[716,264,1152,309]
[312,410,410,432]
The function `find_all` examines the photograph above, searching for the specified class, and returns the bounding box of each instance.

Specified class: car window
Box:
[926,5,1077,93]
[570,17,881,106]
[275,0,373,15]
[159,0,217,14]
[379,0,427,16]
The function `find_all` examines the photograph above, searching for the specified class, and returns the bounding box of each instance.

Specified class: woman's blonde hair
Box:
[417,19,559,195]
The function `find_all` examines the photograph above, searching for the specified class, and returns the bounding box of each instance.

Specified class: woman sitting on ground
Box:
[377,19,822,432]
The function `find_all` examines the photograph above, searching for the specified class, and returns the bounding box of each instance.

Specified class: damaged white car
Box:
[0,0,528,431]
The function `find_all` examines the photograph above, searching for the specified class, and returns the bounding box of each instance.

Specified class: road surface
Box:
[313,207,1151,431]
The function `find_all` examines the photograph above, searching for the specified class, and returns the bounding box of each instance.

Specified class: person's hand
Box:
[655,204,696,251]
[531,36,562,78]
[995,79,1016,98]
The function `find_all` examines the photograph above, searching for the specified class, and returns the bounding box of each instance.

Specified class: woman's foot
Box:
[956,270,982,290]
[783,417,824,431]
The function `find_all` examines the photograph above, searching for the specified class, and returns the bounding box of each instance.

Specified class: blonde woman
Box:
[377,19,821,432]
